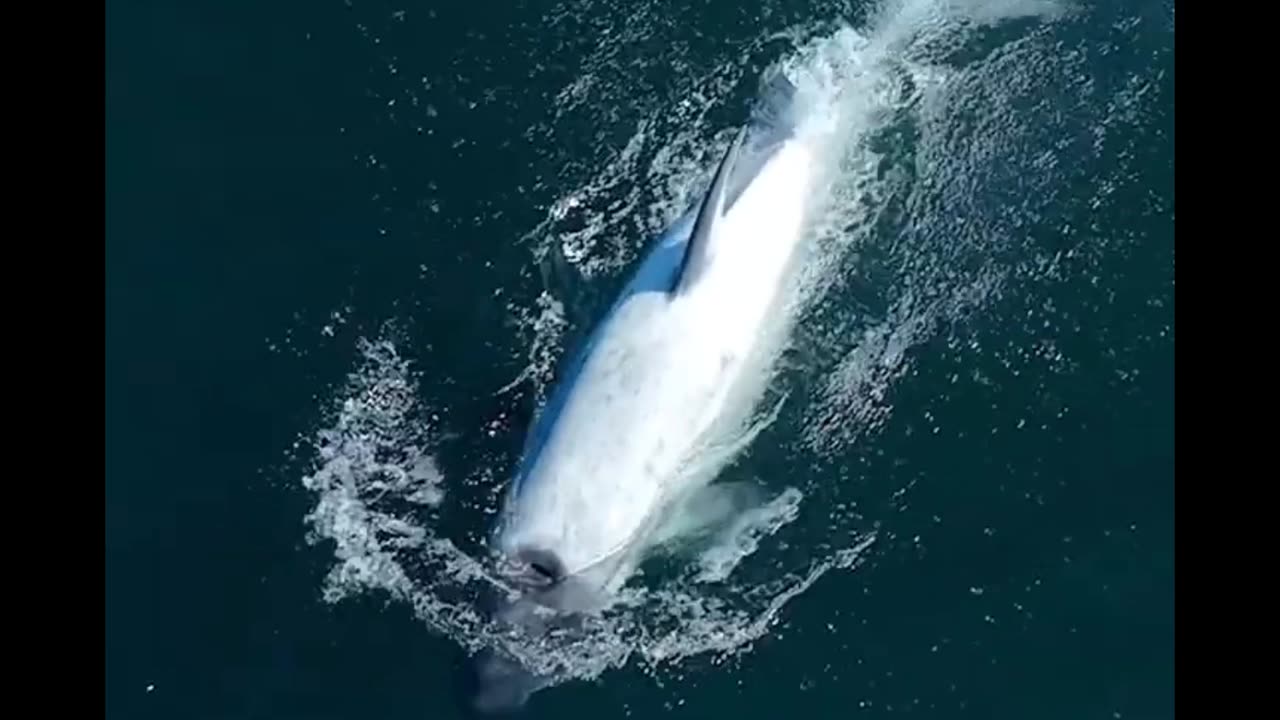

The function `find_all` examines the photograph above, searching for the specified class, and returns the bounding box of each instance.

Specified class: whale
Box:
[470,71,817,713]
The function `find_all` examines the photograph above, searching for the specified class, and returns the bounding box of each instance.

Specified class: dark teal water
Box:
[106,1,1172,719]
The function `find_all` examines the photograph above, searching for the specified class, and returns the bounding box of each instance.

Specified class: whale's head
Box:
[468,546,609,714]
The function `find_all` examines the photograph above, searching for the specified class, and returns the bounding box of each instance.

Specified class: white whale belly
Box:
[498,138,816,587]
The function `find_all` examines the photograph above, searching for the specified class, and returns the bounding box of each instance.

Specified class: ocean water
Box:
[105,0,1173,718]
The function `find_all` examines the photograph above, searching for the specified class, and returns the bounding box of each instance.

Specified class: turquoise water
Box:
[106,1,1172,718]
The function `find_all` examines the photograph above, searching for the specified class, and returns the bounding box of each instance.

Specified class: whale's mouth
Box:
[496,547,616,618]
[505,547,566,591]
[529,560,558,582]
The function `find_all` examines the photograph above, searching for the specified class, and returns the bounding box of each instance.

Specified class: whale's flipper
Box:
[747,71,799,148]
[650,481,766,550]
[672,125,747,296]
[724,71,801,210]
[671,72,800,296]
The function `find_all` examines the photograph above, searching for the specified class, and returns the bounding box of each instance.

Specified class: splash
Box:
[297,0,1162,704]
[300,331,834,680]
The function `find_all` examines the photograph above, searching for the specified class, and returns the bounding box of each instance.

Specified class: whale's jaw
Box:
[467,546,614,714]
